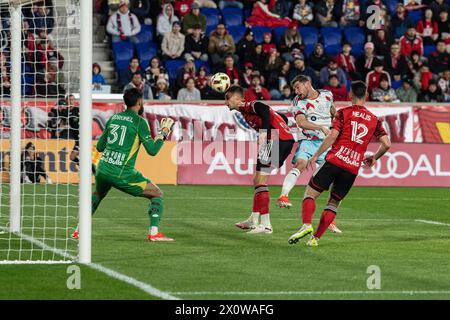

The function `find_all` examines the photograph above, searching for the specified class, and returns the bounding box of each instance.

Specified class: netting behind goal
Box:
[0,0,81,263]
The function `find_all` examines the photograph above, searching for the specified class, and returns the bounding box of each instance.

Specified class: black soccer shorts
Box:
[308,161,357,201]
[256,139,295,173]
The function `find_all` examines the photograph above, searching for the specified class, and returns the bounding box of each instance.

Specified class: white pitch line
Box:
[169,290,450,296]
[0,226,179,300]
[415,219,450,227]
[105,196,448,201]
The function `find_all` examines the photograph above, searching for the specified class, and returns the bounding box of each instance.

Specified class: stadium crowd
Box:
[99,0,449,102]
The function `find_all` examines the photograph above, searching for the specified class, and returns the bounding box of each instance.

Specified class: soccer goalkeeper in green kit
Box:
[72,88,176,241]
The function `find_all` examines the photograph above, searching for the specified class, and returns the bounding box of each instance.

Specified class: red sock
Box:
[314,209,336,238]
[253,185,270,214]
[302,197,316,224]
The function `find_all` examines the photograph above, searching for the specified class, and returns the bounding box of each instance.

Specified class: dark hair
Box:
[328,74,339,81]
[350,81,367,100]
[290,75,310,87]
[132,72,142,78]
[25,142,35,150]
[123,88,143,108]
[225,85,244,98]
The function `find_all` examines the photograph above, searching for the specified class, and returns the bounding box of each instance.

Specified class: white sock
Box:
[250,212,260,224]
[260,214,271,227]
[150,226,158,236]
[281,168,301,196]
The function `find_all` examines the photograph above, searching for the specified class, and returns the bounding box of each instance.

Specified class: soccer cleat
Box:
[306,235,319,247]
[277,195,292,208]
[71,229,79,240]
[247,224,273,234]
[235,219,257,230]
[288,224,313,244]
[328,221,342,233]
[148,232,174,242]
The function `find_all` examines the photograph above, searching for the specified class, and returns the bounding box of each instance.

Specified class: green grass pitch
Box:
[1,185,450,300]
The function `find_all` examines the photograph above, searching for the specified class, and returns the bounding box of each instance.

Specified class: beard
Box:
[138,104,144,116]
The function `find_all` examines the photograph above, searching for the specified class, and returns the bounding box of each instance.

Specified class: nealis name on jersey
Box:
[100,150,126,166]
[334,146,362,168]
[112,114,134,123]
[352,111,371,121]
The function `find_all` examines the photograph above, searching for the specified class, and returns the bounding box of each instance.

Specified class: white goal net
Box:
[0,0,91,264]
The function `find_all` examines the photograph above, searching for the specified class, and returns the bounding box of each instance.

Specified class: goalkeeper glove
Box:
[155,117,175,141]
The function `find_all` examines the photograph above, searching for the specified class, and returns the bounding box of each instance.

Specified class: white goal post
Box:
[0,0,92,264]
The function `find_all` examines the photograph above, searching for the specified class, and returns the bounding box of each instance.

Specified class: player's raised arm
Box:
[139,117,175,156]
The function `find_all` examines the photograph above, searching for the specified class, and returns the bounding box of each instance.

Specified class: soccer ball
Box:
[210,72,231,93]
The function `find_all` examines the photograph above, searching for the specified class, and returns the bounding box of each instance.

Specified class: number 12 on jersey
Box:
[350,121,368,144]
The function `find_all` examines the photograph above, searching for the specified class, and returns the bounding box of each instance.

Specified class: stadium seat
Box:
[136,42,158,68]
[251,26,271,43]
[424,45,436,58]
[228,25,246,42]
[201,7,220,17]
[385,0,398,15]
[343,27,366,57]
[321,27,342,55]
[206,25,216,36]
[273,26,287,45]
[407,10,423,25]
[205,12,220,30]
[222,8,243,28]
[194,60,210,74]
[299,26,318,55]
[391,80,403,90]
[136,25,153,44]
[112,41,134,71]
[164,59,185,80]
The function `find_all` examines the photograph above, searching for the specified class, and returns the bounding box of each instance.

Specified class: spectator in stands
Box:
[124,72,153,99]
[162,21,185,60]
[418,78,444,102]
[195,65,209,97]
[437,10,449,42]
[182,2,206,34]
[373,28,393,58]
[400,25,424,57]
[244,74,271,101]
[219,0,244,10]
[385,43,411,82]
[366,58,391,93]
[177,76,201,100]
[0,51,10,96]
[106,0,141,43]
[438,69,450,101]
[222,55,241,86]
[176,56,196,89]
[123,57,143,86]
[144,56,169,94]
[409,50,426,75]
[414,63,433,91]
[430,0,449,19]
[320,57,347,87]
[356,41,376,79]
[236,29,256,64]
[35,59,65,98]
[241,62,254,88]
[391,3,413,41]
[184,23,208,62]
[208,23,237,70]
[417,8,439,45]
[66,94,80,142]
[279,21,303,62]
[174,0,194,18]
[156,3,179,40]
[292,0,314,26]
[396,78,418,102]
[340,0,361,27]
[404,0,425,11]
[267,60,291,100]
[429,40,449,76]
[21,142,51,184]
[196,0,217,8]
[261,32,276,55]
[337,42,361,81]
[92,63,107,90]
[315,0,341,28]
[154,77,172,100]
[371,74,400,102]
[27,1,54,35]
[129,0,152,25]
[324,74,348,101]
[309,43,330,74]
[287,55,319,87]
[279,84,294,100]
[263,48,283,82]
[47,98,67,139]
[252,43,265,72]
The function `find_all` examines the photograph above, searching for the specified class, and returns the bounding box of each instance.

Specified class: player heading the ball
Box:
[288,81,391,247]
[225,85,296,234]
[72,88,176,242]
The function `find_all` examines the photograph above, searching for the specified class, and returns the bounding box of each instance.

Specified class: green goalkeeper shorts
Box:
[95,170,151,197]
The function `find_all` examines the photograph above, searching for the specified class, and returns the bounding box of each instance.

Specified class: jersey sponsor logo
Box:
[334,145,362,168]
[311,116,317,121]
[100,150,127,166]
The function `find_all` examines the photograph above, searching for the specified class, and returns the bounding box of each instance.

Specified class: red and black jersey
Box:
[326,105,387,175]
[238,101,294,141]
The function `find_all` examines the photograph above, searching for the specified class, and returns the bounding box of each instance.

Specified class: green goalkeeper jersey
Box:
[96,109,164,177]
